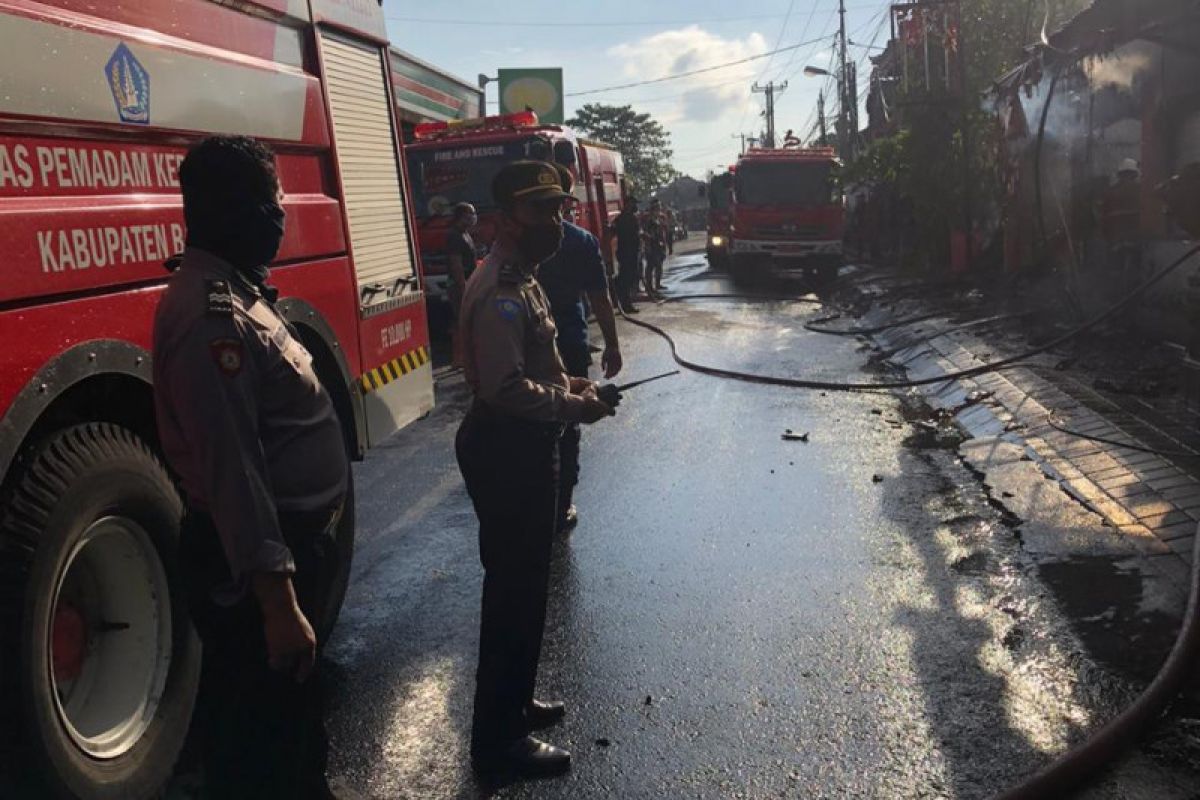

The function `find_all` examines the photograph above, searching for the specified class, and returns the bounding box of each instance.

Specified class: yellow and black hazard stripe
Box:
[360,346,430,394]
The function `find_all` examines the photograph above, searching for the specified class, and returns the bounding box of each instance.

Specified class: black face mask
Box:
[224,202,285,273]
[517,222,564,264]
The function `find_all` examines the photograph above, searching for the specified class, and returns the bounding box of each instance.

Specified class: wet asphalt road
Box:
[323,245,1125,799]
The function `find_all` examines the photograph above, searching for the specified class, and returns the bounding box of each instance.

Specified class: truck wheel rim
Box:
[49,516,172,759]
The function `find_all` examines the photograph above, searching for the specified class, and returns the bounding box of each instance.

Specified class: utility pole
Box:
[836,0,855,160]
[732,132,753,154]
[752,81,787,148]
[817,90,827,145]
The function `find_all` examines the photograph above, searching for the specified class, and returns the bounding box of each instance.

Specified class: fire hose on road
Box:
[618,242,1200,799]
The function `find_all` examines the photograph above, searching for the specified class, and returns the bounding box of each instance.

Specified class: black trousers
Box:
[616,250,641,302]
[557,342,591,514]
[180,504,342,799]
[456,410,562,750]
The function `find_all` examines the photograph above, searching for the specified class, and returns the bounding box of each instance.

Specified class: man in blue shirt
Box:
[539,165,624,533]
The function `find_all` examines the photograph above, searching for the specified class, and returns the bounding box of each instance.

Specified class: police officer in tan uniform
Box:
[457,161,615,778]
[153,136,350,799]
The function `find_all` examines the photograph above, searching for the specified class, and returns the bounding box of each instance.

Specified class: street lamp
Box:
[803,66,831,78]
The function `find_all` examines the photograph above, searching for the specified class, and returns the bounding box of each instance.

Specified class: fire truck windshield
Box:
[408,137,547,218]
[736,161,839,207]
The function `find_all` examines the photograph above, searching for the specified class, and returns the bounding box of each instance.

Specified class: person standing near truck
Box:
[539,164,624,534]
[152,136,349,798]
[456,161,615,778]
[611,198,643,313]
[642,198,669,297]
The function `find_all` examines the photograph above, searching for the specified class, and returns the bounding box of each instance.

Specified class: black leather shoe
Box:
[525,699,566,731]
[557,505,579,535]
[473,735,571,778]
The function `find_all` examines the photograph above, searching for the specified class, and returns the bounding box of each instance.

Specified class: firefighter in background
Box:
[611,198,643,313]
[538,164,624,534]
[153,136,349,798]
[1100,158,1144,297]
[642,198,669,298]
[456,161,615,778]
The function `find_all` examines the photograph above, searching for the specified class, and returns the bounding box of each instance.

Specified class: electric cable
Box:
[885,312,1036,362]
[618,243,1200,393]
[804,312,944,336]
[1044,414,1200,459]
[566,35,834,97]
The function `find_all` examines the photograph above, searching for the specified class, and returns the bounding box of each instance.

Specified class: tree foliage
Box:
[567,104,678,196]
[854,0,1091,268]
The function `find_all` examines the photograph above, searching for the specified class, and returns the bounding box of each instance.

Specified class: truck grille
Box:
[755,225,825,239]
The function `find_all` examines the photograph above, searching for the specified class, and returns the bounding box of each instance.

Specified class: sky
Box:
[383,1,897,179]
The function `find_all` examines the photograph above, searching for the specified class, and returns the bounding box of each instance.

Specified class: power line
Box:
[385,7,883,29]
[565,34,833,97]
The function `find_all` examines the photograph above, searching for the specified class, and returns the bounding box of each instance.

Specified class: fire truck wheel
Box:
[0,423,199,800]
[314,471,355,644]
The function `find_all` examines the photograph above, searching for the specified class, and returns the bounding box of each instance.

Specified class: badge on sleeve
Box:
[495,298,522,322]
[209,338,244,376]
[206,280,234,316]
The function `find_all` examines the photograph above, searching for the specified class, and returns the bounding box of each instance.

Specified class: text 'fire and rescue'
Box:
[0,143,183,190]
[433,146,504,162]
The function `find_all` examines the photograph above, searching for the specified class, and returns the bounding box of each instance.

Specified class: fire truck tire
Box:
[0,423,199,800]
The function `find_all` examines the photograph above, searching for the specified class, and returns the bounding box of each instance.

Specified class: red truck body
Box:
[0,2,431,797]
[706,170,735,268]
[728,147,845,280]
[404,112,625,301]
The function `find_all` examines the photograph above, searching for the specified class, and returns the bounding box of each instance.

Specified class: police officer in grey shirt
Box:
[153,136,349,799]
[457,161,614,779]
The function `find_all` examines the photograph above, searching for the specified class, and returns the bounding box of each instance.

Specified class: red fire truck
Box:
[705,169,734,270]
[0,2,432,797]
[404,111,626,302]
[727,147,845,283]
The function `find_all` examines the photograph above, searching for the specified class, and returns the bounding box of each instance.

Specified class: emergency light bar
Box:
[413,111,540,140]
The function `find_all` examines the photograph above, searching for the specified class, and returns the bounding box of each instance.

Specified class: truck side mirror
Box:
[553,140,577,166]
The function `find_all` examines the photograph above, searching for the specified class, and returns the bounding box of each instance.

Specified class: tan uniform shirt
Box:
[153,248,348,595]
[460,245,586,423]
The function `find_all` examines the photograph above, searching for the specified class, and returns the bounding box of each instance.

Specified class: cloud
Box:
[608,26,769,124]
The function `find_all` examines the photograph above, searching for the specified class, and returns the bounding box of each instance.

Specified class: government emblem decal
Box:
[106,43,150,125]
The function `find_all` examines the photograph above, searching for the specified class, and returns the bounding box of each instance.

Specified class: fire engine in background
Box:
[727,147,845,283]
[405,111,626,306]
[705,169,734,270]
[0,2,431,798]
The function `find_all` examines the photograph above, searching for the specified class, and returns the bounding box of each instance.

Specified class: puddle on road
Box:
[1038,557,1178,683]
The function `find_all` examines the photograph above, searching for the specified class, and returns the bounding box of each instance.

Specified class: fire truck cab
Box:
[705,169,735,270]
[404,111,626,304]
[0,2,431,797]
[728,147,845,283]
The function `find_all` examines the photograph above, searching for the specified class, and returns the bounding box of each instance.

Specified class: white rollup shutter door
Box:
[321,33,417,305]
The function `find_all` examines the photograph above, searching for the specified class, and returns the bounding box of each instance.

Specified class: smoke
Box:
[1085,43,1156,91]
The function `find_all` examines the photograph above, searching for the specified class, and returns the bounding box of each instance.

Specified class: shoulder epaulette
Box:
[205,279,234,316]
